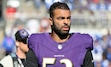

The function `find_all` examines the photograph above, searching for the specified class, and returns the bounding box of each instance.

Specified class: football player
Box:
[25,2,94,67]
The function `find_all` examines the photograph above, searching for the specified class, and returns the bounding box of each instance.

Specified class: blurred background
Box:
[0,0,111,67]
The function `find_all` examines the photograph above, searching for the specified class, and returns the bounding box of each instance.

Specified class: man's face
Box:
[19,42,29,53]
[50,9,71,35]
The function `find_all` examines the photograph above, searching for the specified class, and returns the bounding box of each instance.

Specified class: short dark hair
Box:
[15,29,29,44]
[49,2,70,18]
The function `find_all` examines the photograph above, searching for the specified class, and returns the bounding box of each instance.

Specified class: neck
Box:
[50,32,70,43]
[16,48,26,59]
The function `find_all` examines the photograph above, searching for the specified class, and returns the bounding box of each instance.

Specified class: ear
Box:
[16,41,19,47]
[49,18,53,25]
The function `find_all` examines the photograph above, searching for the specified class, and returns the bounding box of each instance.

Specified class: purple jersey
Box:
[28,33,93,67]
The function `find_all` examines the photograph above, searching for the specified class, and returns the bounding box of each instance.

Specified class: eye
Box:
[61,17,65,19]
[67,16,71,20]
[57,17,65,20]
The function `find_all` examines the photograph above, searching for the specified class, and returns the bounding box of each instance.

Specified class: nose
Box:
[64,19,69,24]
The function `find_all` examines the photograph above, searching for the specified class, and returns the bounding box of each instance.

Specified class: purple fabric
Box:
[28,33,93,67]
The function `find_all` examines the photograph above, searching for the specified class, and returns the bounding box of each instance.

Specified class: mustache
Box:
[62,24,70,28]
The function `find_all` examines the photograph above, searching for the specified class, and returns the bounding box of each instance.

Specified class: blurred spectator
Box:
[0,45,5,60]
[44,0,53,9]
[89,10,96,27]
[109,61,111,67]
[39,18,50,33]
[26,18,40,34]
[95,61,102,67]
[101,51,109,67]
[105,47,111,62]
[5,6,17,19]
[33,0,42,8]
[1,31,15,55]
[92,39,103,62]
[106,30,111,47]
[100,35,109,51]
[0,29,29,67]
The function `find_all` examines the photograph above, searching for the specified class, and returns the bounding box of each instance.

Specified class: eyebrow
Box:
[57,16,71,19]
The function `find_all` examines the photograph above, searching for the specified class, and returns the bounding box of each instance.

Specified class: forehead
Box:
[53,9,71,17]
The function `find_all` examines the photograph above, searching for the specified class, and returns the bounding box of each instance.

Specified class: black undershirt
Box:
[21,59,26,66]
[25,49,94,67]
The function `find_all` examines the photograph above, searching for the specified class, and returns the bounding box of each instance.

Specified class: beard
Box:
[51,22,70,39]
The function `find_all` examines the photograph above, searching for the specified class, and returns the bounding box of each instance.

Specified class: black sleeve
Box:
[0,64,3,67]
[25,49,38,67]
[81,50,94,67]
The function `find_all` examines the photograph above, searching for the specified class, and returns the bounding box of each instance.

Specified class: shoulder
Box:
[81,33,93,50]
[28,33,48,49]
[73,33,93,42]
[29,33,46,40]
[0,55,12,62]
[0,55,13,67]
[72,33,93,50]
[74,33,92,38]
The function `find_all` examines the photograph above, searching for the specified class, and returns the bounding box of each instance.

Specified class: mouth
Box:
[62,26,69,31]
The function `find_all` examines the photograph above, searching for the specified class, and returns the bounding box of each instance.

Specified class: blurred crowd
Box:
[0,0,111,67]
[92,30,111,67]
